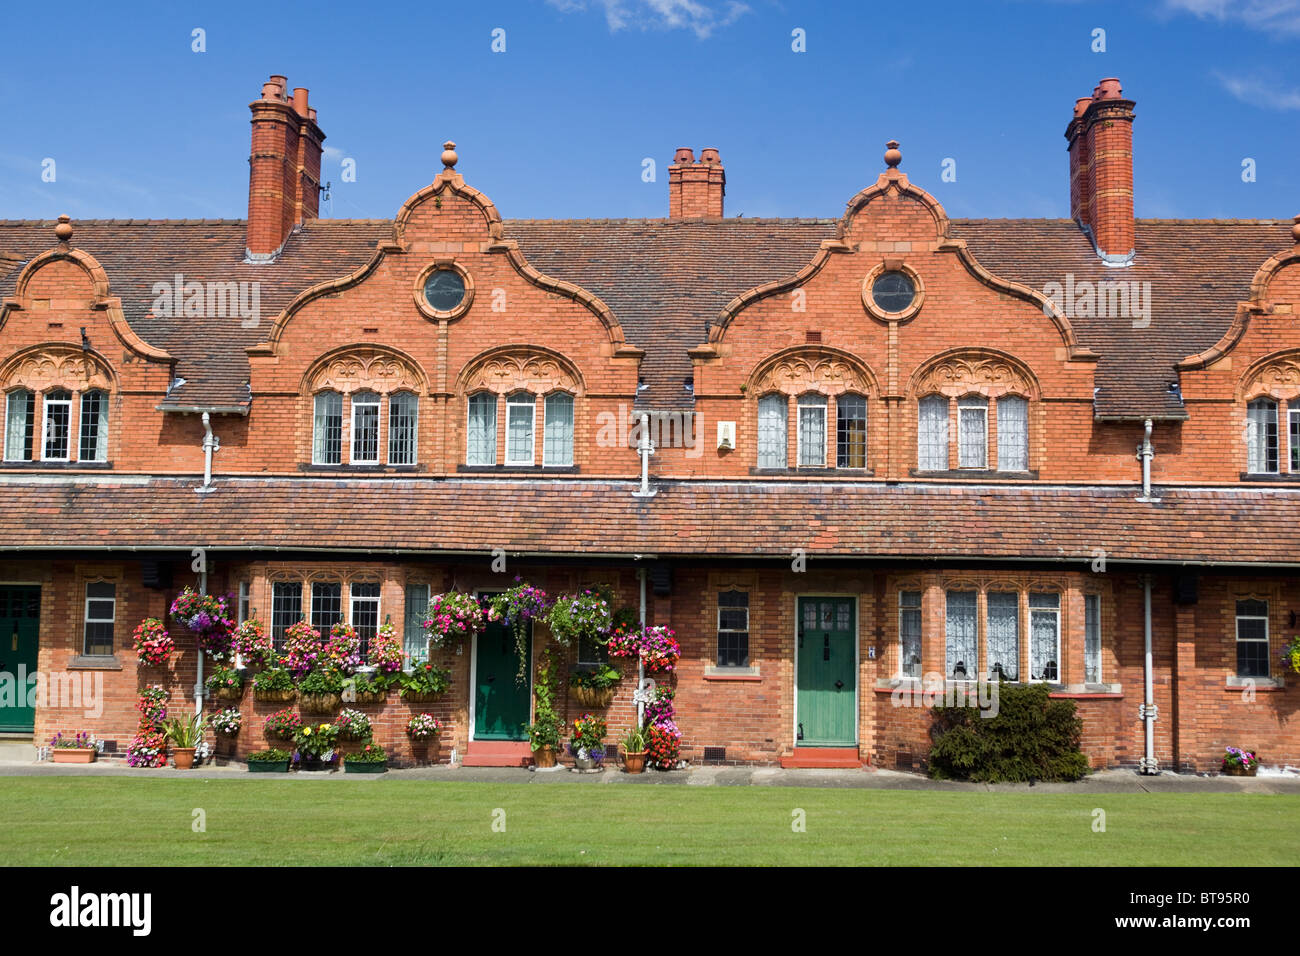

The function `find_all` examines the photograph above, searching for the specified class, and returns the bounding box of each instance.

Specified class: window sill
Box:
[750,467,874,477]
[1238,473,1300,482]
[299,464,423,474]
[1225,675,1285,691]
[703,665,761,681]
[1050,684,1123,697]
[909,469,1038,480]
[456,464,579,474]
[68,655,122,670]
[0,460,113,470]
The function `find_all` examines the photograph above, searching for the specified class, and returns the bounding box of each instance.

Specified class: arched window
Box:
[4,388,34,462]
[757,393,787,468]
[996,395,1028,472]
[917,395,949,471]
[388,391,418,465]
[1247,398,1279,474]
[350,390,380,464]
[466,392,497,465]
[313,391,343,465]
[836,393,867,468]
[505,392,536,465]
[543,392,574,466]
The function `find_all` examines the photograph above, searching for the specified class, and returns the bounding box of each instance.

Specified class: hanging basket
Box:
[298,692,342,713]
[352,690,387,706]
[401,690,444,704]
[213,686,243,701]
[570,685,617,709]
[253,688,296,703]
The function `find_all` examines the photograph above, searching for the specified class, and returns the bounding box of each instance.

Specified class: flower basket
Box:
[401,690,443,704]
[213,686,243,701]
[571,685,617,709]
[298,692,341,713]
[353,689,386,706]
[52,749,96,764]
[1222,764,1257,777]
[264,729,295,742]
[253,687,296,703]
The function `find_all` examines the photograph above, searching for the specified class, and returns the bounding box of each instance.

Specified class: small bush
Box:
[928,683,1090,782]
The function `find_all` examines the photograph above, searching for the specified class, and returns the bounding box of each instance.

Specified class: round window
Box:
[871,271,916,314]
[423,269,466,313]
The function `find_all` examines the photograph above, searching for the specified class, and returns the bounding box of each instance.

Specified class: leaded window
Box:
[945,590,977,679]
[1235,598,1269,679]
[1290,408,1300,473]
[4,389,34,462]
[757,393,787,468]
[351,390,380,464]
[350,582,381,655]
[1247,398,1278,474]
[311,581,343,631]
[986,591,1019,681]
[918,395,948,470]
[42,389,72,461]
[505,392,535,465]
[78,389,108,462]
[404,583,431,661]
[836,393,867,468]
[717,590,749,667]
[1028,592,1060,682]
[387,391,418,465]
[898,590,922,678]
[797,394,827,467]
[466,392,497,465]
[313,391,343,465]
[1084,593,1102,683]
[958,396,988,469]
[271,582,302,650]
[543,392,574,466]
[996,395,1027,472]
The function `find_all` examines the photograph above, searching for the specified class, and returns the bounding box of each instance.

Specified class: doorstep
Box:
[0,737,35,763]
[462,740,533,768]
[779,747,864,769]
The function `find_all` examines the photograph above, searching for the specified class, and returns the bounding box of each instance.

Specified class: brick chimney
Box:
[668,147,725,219]
[1065,78,1135,264]
[246,75,325,261]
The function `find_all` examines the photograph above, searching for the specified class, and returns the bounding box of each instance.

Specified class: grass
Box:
[1,778,1296,866]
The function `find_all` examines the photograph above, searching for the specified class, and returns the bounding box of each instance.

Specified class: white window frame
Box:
[715,589,750,669]
[41,390,73,462]
[1235,598,1270,679]
[996,394,1028,472]
[917,395,949,471]
[757,393,788,468]
[349,581,382,652]
[957,396,988,469]
[796,394,828,468]
[404,582,432,661]
[1289,406,1300,474]
[1246,398,1279,475]
[505,393,536,466]
[4,388,33,462]
[466,392,497,466]
[350,391,381,465]
[1028,592,1061,683]
[83,581,116,656]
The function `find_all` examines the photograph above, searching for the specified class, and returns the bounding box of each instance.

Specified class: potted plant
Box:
[324,622,363,675]
[527,649,564,768]
[1222,747,1260,777]
[399,659,451,703]
[252,665,296,703]
[619,725,647,774]
[170,587,235,660]
[298,668,344,713]
[423,590,497,649]
[546,587,613,647]
[210,707,241,737]
[368,620,405,676]
[407,713,443,763]
[282,620,326,678]
[232,617,274,670]
[162,714,206,769]
[262,708,303,743]
[567,712,607,771]
[344,670,389,706]
[335,707,372,742]
[343,743,389,774]
[131,617,174,666]
[291,720,339,771]
[125,731,166,768]
[569,662,622,708]
[49,731,98,764]
[1284,634,1300,675]
[490,579,550,683]
[247,748,291,773]
[647,719,683,770]
[205,663,244,701]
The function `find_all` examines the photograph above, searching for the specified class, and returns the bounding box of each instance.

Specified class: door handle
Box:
[835,679,844,690]
[797,722,804,741]
[486,675,496,683]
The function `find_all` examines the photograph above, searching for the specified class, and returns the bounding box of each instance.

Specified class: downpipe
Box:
[198,411,220,493]
[632,413,656,498]
[1137,418,1153,500]
[1139,574,1158,774]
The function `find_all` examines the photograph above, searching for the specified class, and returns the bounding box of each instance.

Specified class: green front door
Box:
[473,611,532,741]
[0,587,40,733]
[796,597,856,747]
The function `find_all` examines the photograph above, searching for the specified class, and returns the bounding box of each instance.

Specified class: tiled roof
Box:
[1,216,1294,417]
[2,476,1299,566]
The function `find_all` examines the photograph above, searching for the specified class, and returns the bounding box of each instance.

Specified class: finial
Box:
[54,214,73,243]
[441,141,458,170]
[884,140,902,169]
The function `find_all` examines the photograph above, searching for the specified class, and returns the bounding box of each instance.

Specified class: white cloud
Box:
[1213,70,1300,110]
[322,145,344,161]
[1162,0,1300,35]
[548,0,750,38]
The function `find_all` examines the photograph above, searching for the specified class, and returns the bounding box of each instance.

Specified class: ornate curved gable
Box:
[748,346,877,396]
[910,348,1039,399]
[1239,349,1300,401]
[1,344,116,392]
[457,345,584,395]
[303,346,427,395]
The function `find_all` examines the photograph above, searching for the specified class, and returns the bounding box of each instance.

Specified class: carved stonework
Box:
[461,348,581,395]
[4,348,112,392]
[913,352,1034,398]
[750,349,874,396]
[311,349,424,395]
[1245,356,1300,399]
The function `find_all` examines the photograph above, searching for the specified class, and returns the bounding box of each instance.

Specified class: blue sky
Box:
[0,0,1297,222]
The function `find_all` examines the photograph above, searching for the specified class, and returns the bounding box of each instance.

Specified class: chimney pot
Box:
[1067,78,1135,262]
[673,147,695,165]
[1074,97,1091,119]
[1096,77,1123,100]
[1291,214,1300,245]
[699,147,720,165]
[293,87,310,117]
[247,74,324,259]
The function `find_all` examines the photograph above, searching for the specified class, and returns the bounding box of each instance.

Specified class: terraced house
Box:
[1,74,1297,772]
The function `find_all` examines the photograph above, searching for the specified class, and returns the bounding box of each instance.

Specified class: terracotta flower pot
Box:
[622,750,647,774]
[51,749,96,764]
[1223,764,1257,777]
[532,746,557,769]
[172,748,196,770]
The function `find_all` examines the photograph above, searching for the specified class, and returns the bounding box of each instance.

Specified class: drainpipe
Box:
[1139,574,1158,774]
[632,413,656,498]
[637,567,647,727]
[196,566,207,721]
[1138,419,1153,500]
[198,412,220,493]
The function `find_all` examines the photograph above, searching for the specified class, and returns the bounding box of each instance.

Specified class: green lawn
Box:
[1,778,1295,866]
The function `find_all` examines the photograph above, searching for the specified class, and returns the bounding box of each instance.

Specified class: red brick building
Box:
[1,74,1297,772]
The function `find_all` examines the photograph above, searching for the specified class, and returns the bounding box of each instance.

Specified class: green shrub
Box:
[247,748,290,762]
[928,682,1090,782]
